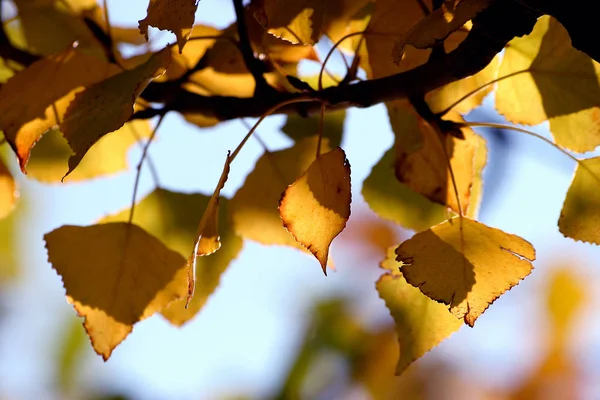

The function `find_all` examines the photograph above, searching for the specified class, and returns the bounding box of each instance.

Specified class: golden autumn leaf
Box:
[230,136,332,248]
[0,48,119,171]
[322,0,372,53]
[394,112,487,215]
[60,48,170,177]
[391,0,492,63]
[44,222,188,360]
[279,147,351,273]
[186,152,232,306]
[100,188,243,327]
[496,16,600,152]
[0,155,17,219]
[138,0,199,52]
[397,217,535,326]
[254,0,325,45]
[558,157,600,244]
[377,247,462,374]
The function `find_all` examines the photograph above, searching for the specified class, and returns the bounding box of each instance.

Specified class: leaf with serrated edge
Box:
[378,247,462,375]
[138,0,199,52]
[60,48,170,178]
[397,217,535,326]
[45,223,187,360]
[254,0,325,45]
[558,157,600,244]
[279,147,351,273]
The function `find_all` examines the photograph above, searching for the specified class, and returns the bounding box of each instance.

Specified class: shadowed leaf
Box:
[138,0,200,52]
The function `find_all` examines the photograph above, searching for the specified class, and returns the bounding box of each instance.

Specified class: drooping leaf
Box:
[377,247,462,375]
[496,16,600,152]
[397,217,535,326]
[394,112,486,215]
[44,222,188,360]
[279,147,351,273]
[230,136,332,248]
[138,0,200,52]
[392,0,492,63]
[254,0,325,45]
[0,48,119,171]
[100,188,242,326]
[186,152,232,306]
[362,147,448,233]
[0,155,17,219]
[26,120,152,183]
[558,157,600,244]
[60,48,170,177]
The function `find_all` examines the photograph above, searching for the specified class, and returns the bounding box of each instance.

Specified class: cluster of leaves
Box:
[1,0,600,374]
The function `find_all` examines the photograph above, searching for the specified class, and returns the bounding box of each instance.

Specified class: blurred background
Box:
[1,1,600,399]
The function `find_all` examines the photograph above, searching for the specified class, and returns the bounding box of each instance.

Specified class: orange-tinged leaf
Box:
[496,16,600,152]
[0,48,119,171]
[558,157,600,244]
[254,0,325,45]
[279,147,351,273]
[378,247,462,374]
[0,155,17,219]
[100,188,243,326]
[60,48,171,177]
[187,152,232,306]
[44,222,187,360]
[138,0,199,52]
[397,217,535,326]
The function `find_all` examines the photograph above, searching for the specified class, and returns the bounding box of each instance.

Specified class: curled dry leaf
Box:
[279,147,351,274]
[377,247,462,374]
[558,157,600,244]
[138,0,200,52]
[187,152,232,306]
[0,156,17,219]
[60,48,171,178]
[44,223,188,360]
[397,217,535,326]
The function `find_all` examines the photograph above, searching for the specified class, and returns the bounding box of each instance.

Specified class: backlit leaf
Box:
[282,109,346,148]
[138,0,199,52]
[60,48,170,177]
[558,157,600,244]
[496,16,600,152]
[279,147,351,273]
[362,147,448,233]
[397,218,535,326]
[0,48,119,171]
[44,222,188,360]
[254,0,325,45]
[0,155,17,219]
[230,136,332,248]
[101,188,243,326]
[377,247,462,374]
[322,0,372,53]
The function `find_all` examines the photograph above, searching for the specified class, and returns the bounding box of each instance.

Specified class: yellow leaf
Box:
[397,217,535,326]
[0,155,17,219]
[60,48,170,177]
[362,147,448,232]
[391,0,492,63]
[394,111,486,215]
[322,0,372,53]
[558,157,600,244]
[279,147,351,273]
[0,48,119,171]
[496,16,600,152]
[26,120,151,183]
[546,268,586,339]
[138,0,199,52]
[378,247,462,375]
[186,152,232,306]
[44,222,187,360]
[100,188,243,326]
[254,0,325,45]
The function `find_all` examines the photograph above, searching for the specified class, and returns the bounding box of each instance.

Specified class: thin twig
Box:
[129,121,160,186]
[316,103,326,158]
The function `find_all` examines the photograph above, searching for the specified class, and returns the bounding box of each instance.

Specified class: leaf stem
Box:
[128,114,165,224]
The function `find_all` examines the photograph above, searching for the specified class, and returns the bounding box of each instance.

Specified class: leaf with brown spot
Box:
[44,222,187,360]
[397,217,535,326]
[279,147,351,273]
[0,48,119,171]
[138,0,200,52]
[60,48,170,178]
[0,155,17,220]
[377,247,462,375]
